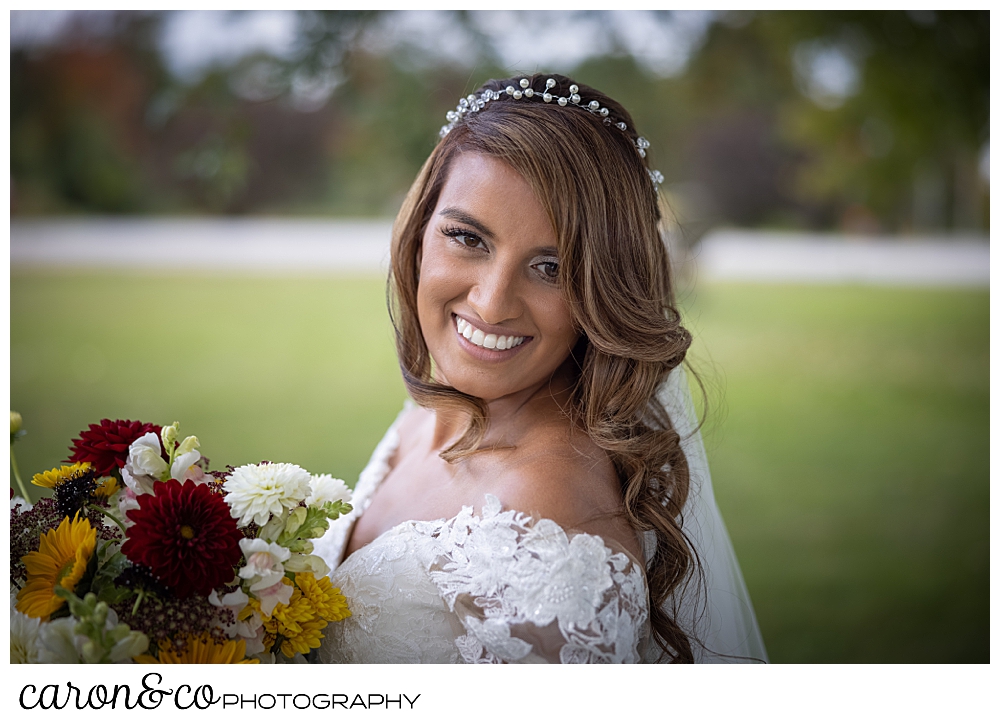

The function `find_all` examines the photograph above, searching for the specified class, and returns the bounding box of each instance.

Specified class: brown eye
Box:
[533,260,559,280]
[444,227,485,249]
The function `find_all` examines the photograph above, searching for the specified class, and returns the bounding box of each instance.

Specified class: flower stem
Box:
[10,444,30,501]
[89,503,127,534]
[131,590,145,617]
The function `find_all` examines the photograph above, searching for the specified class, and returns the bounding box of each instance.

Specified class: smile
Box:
[455,316,527,351]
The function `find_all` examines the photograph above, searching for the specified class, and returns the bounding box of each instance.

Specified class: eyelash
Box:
[442,226,486,250]
[532,260,560,282]
[441,226,559,283]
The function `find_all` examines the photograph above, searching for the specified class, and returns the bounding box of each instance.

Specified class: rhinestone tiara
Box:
[439,77,665,188]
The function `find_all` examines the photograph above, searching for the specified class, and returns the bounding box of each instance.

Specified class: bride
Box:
[313,74,766,663]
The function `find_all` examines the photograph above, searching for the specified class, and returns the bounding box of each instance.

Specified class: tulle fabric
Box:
[648,366,768,663]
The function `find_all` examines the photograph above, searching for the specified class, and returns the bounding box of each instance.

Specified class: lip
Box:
[452,313,532,362]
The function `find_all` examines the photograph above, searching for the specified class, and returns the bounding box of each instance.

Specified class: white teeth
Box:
[455,316,526,351]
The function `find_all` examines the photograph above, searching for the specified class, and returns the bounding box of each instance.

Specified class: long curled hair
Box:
[389,74,696,662]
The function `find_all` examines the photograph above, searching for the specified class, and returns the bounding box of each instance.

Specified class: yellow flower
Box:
[93,476,120,498]
[279,617,326,658]
[17,514,97,621]
[251,574,350,659]
[135,635,258,664]
[295,572,351,622]
[269,586,315,636]
[31,462,92,489]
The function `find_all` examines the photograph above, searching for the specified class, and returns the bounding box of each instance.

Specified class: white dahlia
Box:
[306,474,353,508]
[10,604,41,664]
[223,463,313,527]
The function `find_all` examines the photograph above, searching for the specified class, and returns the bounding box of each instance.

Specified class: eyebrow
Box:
[437,206,558,256]
[437,207,496,239]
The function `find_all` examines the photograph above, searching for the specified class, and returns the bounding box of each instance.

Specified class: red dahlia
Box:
[122,479,242,598]
[68,419,162,476]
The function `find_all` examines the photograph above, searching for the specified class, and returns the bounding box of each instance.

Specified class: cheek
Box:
[538,298,578,349]
[416,248,461,328]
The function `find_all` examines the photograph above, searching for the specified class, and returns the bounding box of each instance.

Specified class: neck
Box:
[430,360,577,452]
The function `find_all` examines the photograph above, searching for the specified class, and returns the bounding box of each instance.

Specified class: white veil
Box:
[643,365,768,663]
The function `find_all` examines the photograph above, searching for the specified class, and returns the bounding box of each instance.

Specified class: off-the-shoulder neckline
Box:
[339,404,646,572]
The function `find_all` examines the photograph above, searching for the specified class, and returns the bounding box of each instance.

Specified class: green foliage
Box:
[54,588,149,663]
[10,11,988,230]
[91,549,135,606]
[277,501,352,550]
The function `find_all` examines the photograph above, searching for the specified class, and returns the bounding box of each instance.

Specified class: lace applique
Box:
[315,405,650,664]
[428,495,648,664]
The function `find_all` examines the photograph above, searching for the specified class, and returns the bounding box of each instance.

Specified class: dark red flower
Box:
[122,479,242,598]
[68,419,162,476]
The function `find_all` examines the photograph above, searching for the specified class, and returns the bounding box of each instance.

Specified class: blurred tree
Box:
[11,13,168,213]
[9,10,989,231]
[763,10,989,232]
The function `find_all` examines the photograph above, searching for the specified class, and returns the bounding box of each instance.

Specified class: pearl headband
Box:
[439,77,666,188]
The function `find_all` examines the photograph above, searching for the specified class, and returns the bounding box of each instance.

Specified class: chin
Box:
[434,366,519,402]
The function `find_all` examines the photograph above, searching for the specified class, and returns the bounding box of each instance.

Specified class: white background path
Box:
[9,218,990,286]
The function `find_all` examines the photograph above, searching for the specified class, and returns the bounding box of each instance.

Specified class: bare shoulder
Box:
[486,421,643,561]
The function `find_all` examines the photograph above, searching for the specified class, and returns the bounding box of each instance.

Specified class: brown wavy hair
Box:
[389,74,696,662]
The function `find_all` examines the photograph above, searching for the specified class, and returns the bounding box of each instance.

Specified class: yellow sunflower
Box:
[135,635,258,664]
[93,476,120,498]
[16,514,97,620]
[295,572,351,622]
[31,462,92,489]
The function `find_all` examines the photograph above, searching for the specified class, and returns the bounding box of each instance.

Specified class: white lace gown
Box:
[313,369,769,664]
[311,409,650,664]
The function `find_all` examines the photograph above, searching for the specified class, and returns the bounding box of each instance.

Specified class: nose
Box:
[467,261,523,326]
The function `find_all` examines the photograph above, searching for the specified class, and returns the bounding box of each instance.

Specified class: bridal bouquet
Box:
[10,416,352,664]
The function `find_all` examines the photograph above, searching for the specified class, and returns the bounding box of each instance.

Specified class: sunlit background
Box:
[9,10,988,663]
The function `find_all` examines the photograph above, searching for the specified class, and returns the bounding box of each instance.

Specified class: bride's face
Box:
[417,152,579,402]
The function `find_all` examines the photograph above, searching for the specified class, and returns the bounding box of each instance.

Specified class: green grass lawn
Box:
[10,272,988,663]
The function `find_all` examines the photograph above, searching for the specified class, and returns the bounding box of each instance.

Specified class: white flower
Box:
[10,496,32,513]
[171,450,206,484]
[241,617,267,656]
[306,474,352,507]
[283,553,330,578]
[210,589,265,654]
[117,486,141,528]
[36,618,84,664]
[209,588,248,612]
[175,434,200,457]
[223,463,312,527]
[10,607,41,663]
[120,463,155,498]
[108,630,149,662]
[209,588,258,642]
[238,539,290,582]
[253,579,294,617]
[127,432,168,479]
